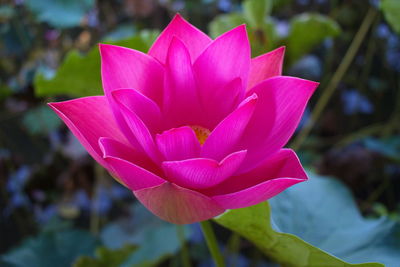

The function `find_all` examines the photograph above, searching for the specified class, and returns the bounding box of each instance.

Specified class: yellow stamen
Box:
[190,125,211,145]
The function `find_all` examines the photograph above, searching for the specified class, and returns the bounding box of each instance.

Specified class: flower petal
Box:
[162,150,247,189]
[99,137,161,176]
[134,182,225,224]
[111,89,162,134]
[156,126,201,161]
[202,94,257,161]
[148,14,212,64]
[99,43,164,104]
[238,76,318,172]
[48,96,126,171]
[103,156,165,191]
[163,37,203,127]
[193,25,250,126]
[210,149,307,209]
[111,91,162,163]
[247,46,285,90]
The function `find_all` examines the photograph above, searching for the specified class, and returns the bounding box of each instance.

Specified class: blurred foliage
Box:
[34,30,159,97]
[1,0,400,266]
[25,0,95,28]
[209,0,340,61]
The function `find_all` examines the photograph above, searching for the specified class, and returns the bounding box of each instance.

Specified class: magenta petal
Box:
[239,76,319,172]
[102,156,165,191]
[194,25,250,122]
[247,46,285,90]
[100,44,164,104]
[134,182,225,224]
[202,94,257,161]
[111,89,162,134]
[210,149,307,209]
[163,37,203,127]
[156,126,201,161]
[99,44,164,105]
[112,92,162,163]
[162,150,247,189]
[48,96,126,171]
[148,14,212,64]
[98,137,161,176]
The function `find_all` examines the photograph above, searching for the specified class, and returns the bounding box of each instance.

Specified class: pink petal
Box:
[201,94,257,161]
[162,150,247,190]
[134,182,225,224]
[238,76,319,172]
[247,46,285,90]
[111,91,162,163]
[99,44,164,104]
[163,37,203,127]
[156,126,201,161]
[98,137,161,176]
[148,14,212,64]
[194,25,250,126]
[111,89,162,134]
[102,156,165,191]
[48,96,126,171]
[209,149,307,209]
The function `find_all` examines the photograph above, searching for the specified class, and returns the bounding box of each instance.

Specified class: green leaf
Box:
[74,245,137,267]
[1,229,98,267]
[34,30,159,98]
[25,0,94,28]
[380,0,400,34]
[215,175,394,266]
[269,174,400,267]
[100,203,191,267]
[22,105,61,135]
[287,13,340,62]
[243,0,273,28]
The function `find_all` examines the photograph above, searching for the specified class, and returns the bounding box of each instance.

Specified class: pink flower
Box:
[49,14,318,224]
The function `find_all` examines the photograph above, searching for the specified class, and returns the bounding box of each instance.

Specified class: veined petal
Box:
[112,91,162,163]
[99,44,164,105]
[111,89,162,134]
[238,76,318,172]
[156,126,201,161]
[148,14,212,64]
[247,46,285,90]
[162,150,247,190]
[48,96,126,171]
[163,37,203,127]
[102,156,165,191]
[210,149,307,209]
[99,137,161,176]
[194,25,250,123]
[134,182,225,224]
[202,94,257,161]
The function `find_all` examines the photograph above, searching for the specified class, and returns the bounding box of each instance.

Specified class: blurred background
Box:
[0,0,399,266]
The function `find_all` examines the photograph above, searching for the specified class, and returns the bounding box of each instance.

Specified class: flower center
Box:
[190,125,210,145]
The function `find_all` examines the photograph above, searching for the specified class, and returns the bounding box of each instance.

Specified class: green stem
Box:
[291,7,378,150]
[200,220,225,267]
[177,225,192,267]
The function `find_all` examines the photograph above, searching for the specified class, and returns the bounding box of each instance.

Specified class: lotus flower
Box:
[49,14,318,224]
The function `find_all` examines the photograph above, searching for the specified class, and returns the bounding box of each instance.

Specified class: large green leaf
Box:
[380,0,400,34]
[209,13,247,39]
[34,30,159,97]
[25,0,94,28]
[1,229,98,267]
[287,13,340,62]
[214,174,398,266]
[100,203,190,267]
[269,174,400,267]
